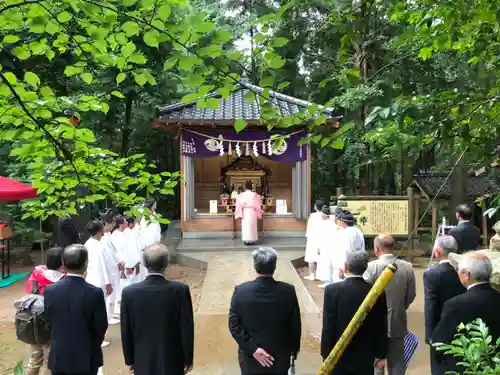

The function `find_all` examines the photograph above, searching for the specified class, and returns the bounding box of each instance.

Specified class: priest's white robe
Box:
[316,220,341,282]
[121,227,142,287]
[329,225,366,283]
[138,216,162,279]
[100,232,121,310]
[305,211,324,264]
[84,238,110,290]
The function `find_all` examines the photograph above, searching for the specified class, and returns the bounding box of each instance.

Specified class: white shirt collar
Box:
[66,273,85,279]
[439,260,450,265]
[380,253,395,259]
[344,274,363,279]
[458,220,470,224]
[467,281,489,290]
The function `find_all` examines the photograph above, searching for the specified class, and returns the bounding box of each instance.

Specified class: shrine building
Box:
[153,79,341,239]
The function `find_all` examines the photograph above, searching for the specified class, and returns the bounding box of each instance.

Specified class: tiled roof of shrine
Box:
[155,80,341,126]
[410,172,500,199]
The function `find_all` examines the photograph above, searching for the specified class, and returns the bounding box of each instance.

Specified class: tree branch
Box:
[0,0,41,15]
[0,72,82,183]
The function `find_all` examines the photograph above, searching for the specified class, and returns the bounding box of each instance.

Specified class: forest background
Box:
[1,0,499,246]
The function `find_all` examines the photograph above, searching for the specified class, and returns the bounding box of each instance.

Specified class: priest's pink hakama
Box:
[234,188,263,244]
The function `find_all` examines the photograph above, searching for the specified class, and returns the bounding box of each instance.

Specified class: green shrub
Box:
[434,318,500,375]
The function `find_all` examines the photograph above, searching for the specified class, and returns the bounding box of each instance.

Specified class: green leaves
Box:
[143,30,160,48]
[195,22,216,33]
[122,21,140,37]
[57,11,73,23]
[3,35,20,44]
[269,56,286,69]
[4,72,17,85]
[234,119,246,133]
[157,4,171,21]
[116,73,127,84]
[81,73,93,84]
[24,72,40,88]
[134,72,148,86]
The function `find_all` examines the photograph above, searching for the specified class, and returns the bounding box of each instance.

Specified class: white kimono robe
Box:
[138,216,162,280]
[316,219,341,282]
[305,211,324,263]
[121,227,142,287]
[100,232,120,307]
[84,238,110,290]
[330,226,366,283]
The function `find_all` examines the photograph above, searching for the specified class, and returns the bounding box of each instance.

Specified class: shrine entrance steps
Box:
[185,250,322,375]
[176,237,306,252]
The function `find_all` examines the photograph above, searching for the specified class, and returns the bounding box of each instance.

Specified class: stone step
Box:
[176,237,306,252]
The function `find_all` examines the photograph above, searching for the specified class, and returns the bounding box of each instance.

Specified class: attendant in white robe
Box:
[121,215,142,286]
[99,209,121,324]
[304,200,328,280]
[111,215,127,315]
[329,211,365,285]
[84,220,112,349]
[139,199,162,279]
[317,208,343,287]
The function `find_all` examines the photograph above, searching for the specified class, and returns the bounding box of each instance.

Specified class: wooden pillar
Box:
[414,196,420,233]
[431,201,438,242]
[407,187,415,253]
[336,187,344,197]
[481,204,488,247]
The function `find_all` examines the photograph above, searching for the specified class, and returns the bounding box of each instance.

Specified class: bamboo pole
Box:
[316,264,397,375]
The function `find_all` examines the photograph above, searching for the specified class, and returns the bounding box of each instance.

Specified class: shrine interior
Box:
[193,155,293,216]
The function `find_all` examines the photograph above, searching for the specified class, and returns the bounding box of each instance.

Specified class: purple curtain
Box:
[181,129,307,163]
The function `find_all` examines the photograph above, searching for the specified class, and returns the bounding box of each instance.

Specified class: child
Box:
[24,247,65,375]
[304,200,327,280]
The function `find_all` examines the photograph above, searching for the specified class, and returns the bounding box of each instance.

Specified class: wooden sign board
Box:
[343,200,409,236]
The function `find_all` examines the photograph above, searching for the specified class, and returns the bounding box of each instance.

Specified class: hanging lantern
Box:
[261,141,266,154]
[253,142,259,157]
[235,142,242,157]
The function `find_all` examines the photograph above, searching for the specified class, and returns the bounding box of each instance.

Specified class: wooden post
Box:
[431,201,438,243]
[414,196,420,234]
[336,187,344,197]
[407,187,415,255]
[481,204,488,247]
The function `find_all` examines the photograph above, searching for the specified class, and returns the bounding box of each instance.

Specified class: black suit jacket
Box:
[44,275,108,374]
[448,221,480,253]
[432,284,500,373]
[423,262,466,342]
[229,277,301,375]
[57,215,80,248]
[321,277,388,375]
[120,275,194,375]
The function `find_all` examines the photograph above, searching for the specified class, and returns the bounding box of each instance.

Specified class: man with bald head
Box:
[432,251,500,373]
[120,244,194,375]
[364,234,416,375]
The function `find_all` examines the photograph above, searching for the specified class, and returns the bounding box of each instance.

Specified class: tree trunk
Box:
[450,152,468,224]
[120,95,134,157]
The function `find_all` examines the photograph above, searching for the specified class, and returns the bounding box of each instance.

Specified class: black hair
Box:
[62,244,88,272]
[321,205,330,215]
[456,203,473,220]
[86,219,103,236]
[125,215,135,225]
[99,209,115,224]
[46,247,63,270]
[245,180,253,190]
[115,215,125,225]
[144,198,157,210]
[314,200,324,211]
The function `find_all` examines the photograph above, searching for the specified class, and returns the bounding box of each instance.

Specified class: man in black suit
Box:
[229,247,301,375]
[432,251,500,373]
[321,251,388,375]
[448,204,480,253]
[424,235,466,375]
[120,243,194,375]
[44,244,108,375]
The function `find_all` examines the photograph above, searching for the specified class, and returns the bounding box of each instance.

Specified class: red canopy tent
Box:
[0,176,38,201]
[0,176,38,281]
